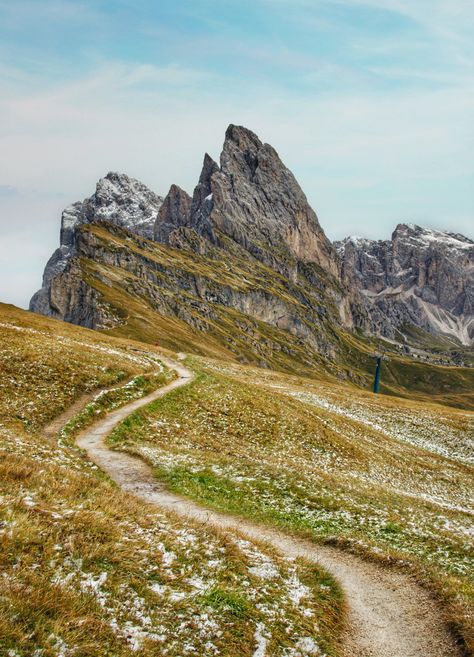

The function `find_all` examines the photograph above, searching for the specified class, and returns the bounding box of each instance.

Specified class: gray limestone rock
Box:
[190,125,339,280]
[61,172,163,243]
[30,172,163,315]
[30,125,472,351]
[154,184,192,244]
[336,224,474,345]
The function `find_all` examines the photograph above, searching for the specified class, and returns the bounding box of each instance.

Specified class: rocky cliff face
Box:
[335,224,474,345]
[30,125,353,371]
[151,125,338,280]
[154,184,191,245]
[187,125,338,280]
[30,124,473,373]
[61,171,163,245]
[30,172,163,315]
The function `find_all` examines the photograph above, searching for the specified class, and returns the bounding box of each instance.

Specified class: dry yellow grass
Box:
[0,302,167,432]
[0,304,343,656]
[110,356,474,652]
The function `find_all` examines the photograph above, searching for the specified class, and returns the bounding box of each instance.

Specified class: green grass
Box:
[199,586,251,618]
[1,304,344,657]
[60,370,176,444]
[109,357,474,652]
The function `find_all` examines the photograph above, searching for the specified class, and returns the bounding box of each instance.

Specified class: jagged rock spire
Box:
[189,124,338,278]
[189,153,220,242]
[154,184,192,244]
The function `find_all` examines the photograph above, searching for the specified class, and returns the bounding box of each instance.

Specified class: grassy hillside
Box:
[77,223,336,373]
[62,224,474,410]
[0,304,343,656]
[336,331,474,410]
[109,356,474,652]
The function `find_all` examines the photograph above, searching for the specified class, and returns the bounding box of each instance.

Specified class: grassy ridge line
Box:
[108,357,474,653]
[1,304,344,656]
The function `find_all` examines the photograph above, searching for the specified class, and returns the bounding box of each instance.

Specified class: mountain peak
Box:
[337,222,474,344]
[103,171,132,182]
[393,223,474,249]
[224,124,263,150]
[155,184,192,244]
[220,125,265,181]
[190,125,338,277]
[394,222,421,232]
[56,171,164,251]
[392,222,442,240]
[199,153,220,183]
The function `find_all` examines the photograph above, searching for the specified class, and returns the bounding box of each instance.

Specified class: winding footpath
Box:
[70,356,462,657]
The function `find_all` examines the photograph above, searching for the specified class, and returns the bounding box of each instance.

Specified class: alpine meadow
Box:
[1,2,473,656]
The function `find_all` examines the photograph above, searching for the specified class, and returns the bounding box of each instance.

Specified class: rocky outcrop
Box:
[151,126,339,282]
[62,172,163,243]
[189,153,220,242]
[30,124,472,360]
[336,224,474,345]
[31,258,118,329]
[29,124,354,370]
[31,172,163,317]
[32,124,346,330]
[154,184,192,244]
[29,245,74,316]
[186,125,339,280]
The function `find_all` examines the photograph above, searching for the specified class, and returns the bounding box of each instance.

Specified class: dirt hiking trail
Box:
[64,356,462,657]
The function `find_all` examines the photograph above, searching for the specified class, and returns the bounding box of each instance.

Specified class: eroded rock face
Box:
[30,124,472,353]
[68,225,340,357]
[29,245,74,316]
[154,184,192,244]
[336,224,474,345]
[61,172,163,244]
[187,125,339,280]
[29,124,352,361]
[30,172,163,317]
[30,258,117,328]
[189,153,220,242]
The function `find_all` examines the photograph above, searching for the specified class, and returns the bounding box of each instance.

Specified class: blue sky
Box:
[1,0,473,307]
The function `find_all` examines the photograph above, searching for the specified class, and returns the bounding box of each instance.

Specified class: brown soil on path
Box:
[55,356,462,657]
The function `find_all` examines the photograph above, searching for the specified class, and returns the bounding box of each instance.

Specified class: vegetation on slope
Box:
[0,304,343,656]
[0,304,161,432]
[67,223,474,410]
[337,331,474,410]
[109,357,474,652]
[59,369,176,445]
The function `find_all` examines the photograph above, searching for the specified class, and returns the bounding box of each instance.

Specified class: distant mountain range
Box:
[336,224,473,345]
[30,125,473,382]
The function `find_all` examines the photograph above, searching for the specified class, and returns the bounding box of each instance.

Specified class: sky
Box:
[1,0,473,308]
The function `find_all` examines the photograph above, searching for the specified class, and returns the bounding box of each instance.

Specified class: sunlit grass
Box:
[110,356,474,651]
[0,304,344,656]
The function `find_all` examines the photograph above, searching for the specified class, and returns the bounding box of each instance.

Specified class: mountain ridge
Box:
[335,222,474,346]
[30,125,473,380]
